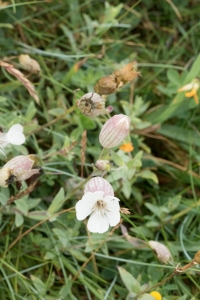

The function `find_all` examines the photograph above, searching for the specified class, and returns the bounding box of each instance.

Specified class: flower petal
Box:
[87,211,109,233]
[105,210,120,226]
[75,199,93,220]
[104,196,120,226]
[75,191,104,221]
[6,124,25,145]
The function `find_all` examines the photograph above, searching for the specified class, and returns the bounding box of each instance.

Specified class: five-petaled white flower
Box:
[75,177,120,233]
[0,124,25,149]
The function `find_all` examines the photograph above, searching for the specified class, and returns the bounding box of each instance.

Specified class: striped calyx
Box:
[99,114,130,148]
[84,177,114,197]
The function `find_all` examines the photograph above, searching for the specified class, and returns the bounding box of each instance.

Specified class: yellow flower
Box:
[178,79,200,104]
[150,291,162,300]
[119,142,134,152]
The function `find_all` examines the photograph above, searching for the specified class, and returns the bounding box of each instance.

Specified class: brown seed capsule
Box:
[94,74,117,95]
[114,61,140,84]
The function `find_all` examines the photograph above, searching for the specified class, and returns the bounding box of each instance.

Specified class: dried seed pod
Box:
[99,114,130,149]
[84,177,114,197]
[77,92,112,117]
[114,61,140,84]
[94,74,117,95]
[94,61,140,95]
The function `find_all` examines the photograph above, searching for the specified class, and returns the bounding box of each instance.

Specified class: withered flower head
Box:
[19,54,41,75]
[94,74,117,95]
[148,240,173,264]
[94,61,140,95]
[77,92,113,117]
[0,155,42,187]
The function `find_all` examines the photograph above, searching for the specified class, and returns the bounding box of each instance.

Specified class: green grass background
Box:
[0,0,200,299]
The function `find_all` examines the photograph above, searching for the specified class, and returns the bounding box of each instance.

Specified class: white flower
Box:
[0,124,25,148]
[76,191,120,233]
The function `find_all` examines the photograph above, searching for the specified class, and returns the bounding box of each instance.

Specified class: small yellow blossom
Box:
[119,142,134,152]
[178,79,200,105]
[150,291,162,300]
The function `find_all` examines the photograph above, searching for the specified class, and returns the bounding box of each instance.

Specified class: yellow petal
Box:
[119,142,134,152]
[185,90,195,98]
[150,291,162,300]
[194,93,199,105]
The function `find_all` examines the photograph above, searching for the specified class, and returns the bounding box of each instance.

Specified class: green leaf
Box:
[158,124,200,147]
[79,114,96,130]
[47,188,65,214]
[145,54,200,123]
[111,151,124,167]
[15,213,24,227]
[145,203,169,219]
[30,275,46,295]
[48,108,65,116]
[122,181,132,199]
[27,211,47,220]
[68,249,87,261]
[0,193,8,205]
[25,101,37,121]
[138,294,155,300]
[15,198,29,215]
[167,69,180,86]
[118,266,140,293]
[136,170,158,184]
[27,198,41,210]
[168,195,181,211]
[52,228,69,248]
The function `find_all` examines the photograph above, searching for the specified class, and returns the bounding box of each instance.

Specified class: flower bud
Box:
[77,92,112,117]
[148,240,173,264]
[95,160,111,171]
[84,177,114,197]
[99,114,130,148]
[0,155,42,187]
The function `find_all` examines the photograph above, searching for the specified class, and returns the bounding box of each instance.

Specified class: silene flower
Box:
[75,177,120,233]
[178,78,200,105]
[0,124,25,149]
